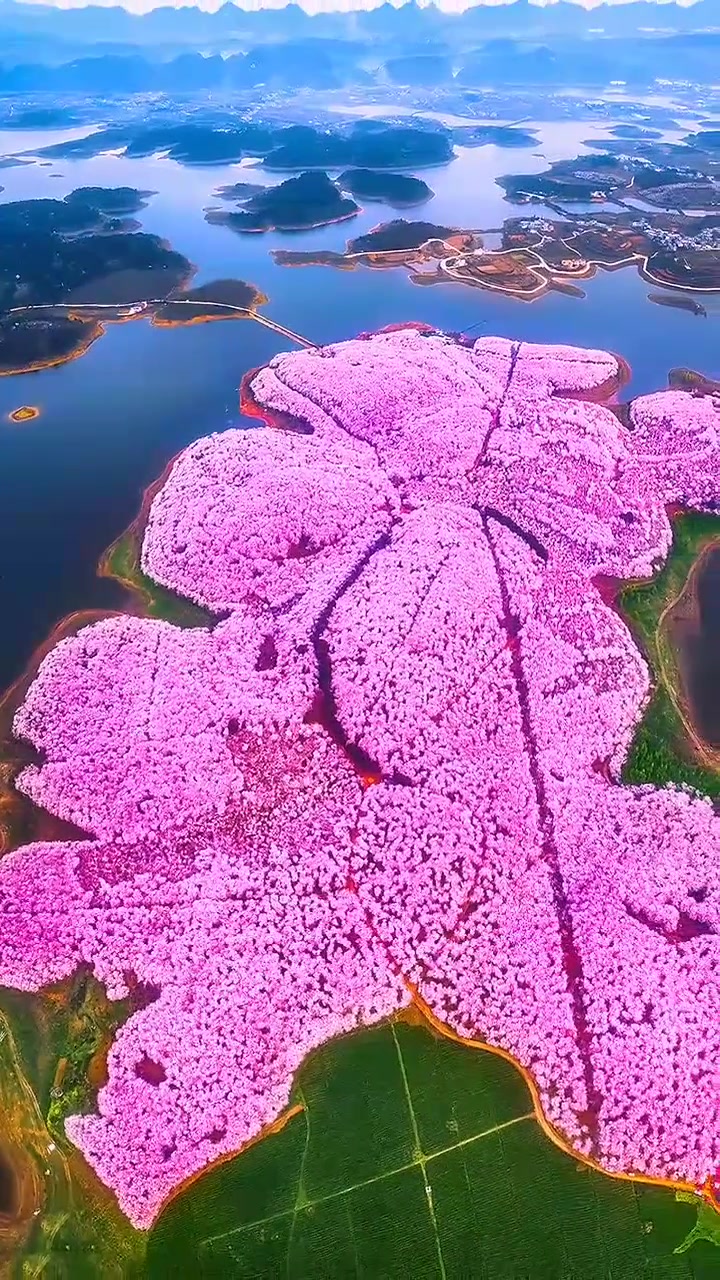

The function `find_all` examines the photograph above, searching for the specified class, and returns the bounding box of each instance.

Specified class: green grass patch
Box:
[0,987,61,1110]
[104,531,211,629]
[44,972,130,1140]
[622,685,720,797]
[0,973,144,1278]
[147,1021,720,1279]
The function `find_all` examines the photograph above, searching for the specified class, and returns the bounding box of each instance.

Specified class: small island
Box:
[0,187,156,246]
[668,367,720,395]
[205,172,359,233]
[648,292,707,316]
[211,181,263,202]
[610,124,663,140]
[347,218,466,254]
[151,278,267,326]
[62,186,155,215]
[338,169,433,208]
[6,405,40,423]
[455,124,539,149]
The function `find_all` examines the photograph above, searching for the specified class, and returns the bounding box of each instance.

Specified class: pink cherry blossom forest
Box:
[2,325,720,1228]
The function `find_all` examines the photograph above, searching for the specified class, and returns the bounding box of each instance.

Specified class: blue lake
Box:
[0,118,718,689]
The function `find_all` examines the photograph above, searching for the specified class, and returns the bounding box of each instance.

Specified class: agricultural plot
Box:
[147,1022,720,1279]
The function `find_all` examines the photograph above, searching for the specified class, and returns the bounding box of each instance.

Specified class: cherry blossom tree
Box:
[2,327,720,1225]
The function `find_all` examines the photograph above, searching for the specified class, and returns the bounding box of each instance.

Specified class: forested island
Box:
[32,119,455,171]
[456,124,539,148]
[151,278,267,324]
[0,188,266,374]
[347,218,466,253]
[211,180,263,201]
[205,171,359,233]
[338,169,433,207]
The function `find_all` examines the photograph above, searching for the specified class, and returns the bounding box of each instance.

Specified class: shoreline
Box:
[271,227,720,301]
[207,206,361,235]
[0,319,105,379]
[0,258,275,378]
[655,535,720,770]
[615,509,720,799]
[0,287,298,379]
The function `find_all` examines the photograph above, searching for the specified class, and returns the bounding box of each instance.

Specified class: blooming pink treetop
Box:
[2,327,720,1226]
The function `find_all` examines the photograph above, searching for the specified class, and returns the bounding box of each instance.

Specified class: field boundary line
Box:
[391,1021,447,1280]
[201,1091,533,1251]
[285,1086,311,1277]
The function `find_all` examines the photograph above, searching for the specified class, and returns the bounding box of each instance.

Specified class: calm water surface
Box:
[0,120,718,689]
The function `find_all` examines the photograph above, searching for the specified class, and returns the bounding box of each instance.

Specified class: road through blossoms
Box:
[3,327,720,1226]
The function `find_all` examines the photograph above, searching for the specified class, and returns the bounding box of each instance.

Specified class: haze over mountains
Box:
[3,0,720,42]
[1,0,719,88]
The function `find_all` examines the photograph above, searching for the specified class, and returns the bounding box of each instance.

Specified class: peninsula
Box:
[211,181,263,202]
[498,126,720,212]
[3,327,720,1247]
[271,211,720,298]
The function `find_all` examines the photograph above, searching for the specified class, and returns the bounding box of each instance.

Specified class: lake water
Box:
[0,117,718,691]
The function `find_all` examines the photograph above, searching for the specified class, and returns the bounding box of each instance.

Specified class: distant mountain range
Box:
[1,0,719,49]
[1,0,719,89]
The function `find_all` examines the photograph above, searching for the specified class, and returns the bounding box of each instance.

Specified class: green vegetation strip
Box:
[104,530,211,629]
[147,1021,720,1279]
[621,511,720,796]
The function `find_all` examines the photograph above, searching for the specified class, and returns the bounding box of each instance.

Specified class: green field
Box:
[146,1021,720,1280]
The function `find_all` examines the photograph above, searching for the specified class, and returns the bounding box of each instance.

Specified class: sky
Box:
[15,0,704,11]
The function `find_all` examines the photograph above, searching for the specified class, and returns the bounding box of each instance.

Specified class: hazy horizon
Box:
[8,0,707,15]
